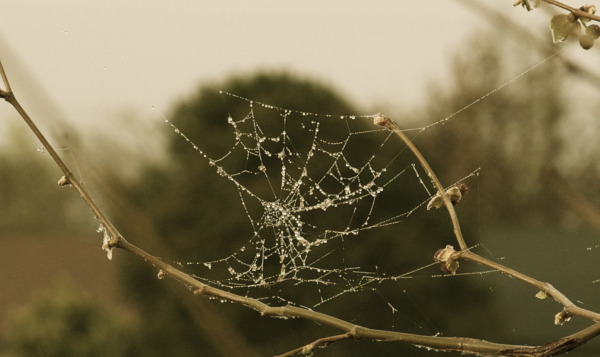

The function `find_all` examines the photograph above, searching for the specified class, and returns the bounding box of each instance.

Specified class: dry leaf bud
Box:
[427,183,468,210]
[554,309,572,325]
[433,245,459,274]
[373,112,392,127]
[57,175,72,187]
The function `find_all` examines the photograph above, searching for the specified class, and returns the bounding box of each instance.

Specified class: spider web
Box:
[50,20,599,336]
[166,91,482,308]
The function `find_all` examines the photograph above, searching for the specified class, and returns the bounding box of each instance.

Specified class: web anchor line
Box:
[164,91,493,309]
[162,46,565,309]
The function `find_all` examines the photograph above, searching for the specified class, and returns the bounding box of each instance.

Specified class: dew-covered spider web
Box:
[164,91,484,308]
[46,21,600,345]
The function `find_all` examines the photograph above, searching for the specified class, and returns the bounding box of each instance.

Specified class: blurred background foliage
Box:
[1,33,599,356]
[2,281,138,357]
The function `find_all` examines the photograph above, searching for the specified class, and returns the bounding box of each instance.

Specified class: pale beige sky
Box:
[0,1,591,143]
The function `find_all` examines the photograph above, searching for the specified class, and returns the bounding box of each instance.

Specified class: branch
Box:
[373,113,600,322]
[374,113,468,250]
[459,250,600,322]
[460,0,600,90]
[501,322,600,356]
[373,113,600,354]
[276,333,354,357]
[0,59,123,252]
[541,0,600,22]
[2,59,600,356]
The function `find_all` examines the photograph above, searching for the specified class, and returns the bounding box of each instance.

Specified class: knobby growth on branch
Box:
[2,1,600,355]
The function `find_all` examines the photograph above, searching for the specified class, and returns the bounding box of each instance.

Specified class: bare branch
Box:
[501,322,600,356]
[0,59,12,93]
[276,333,354,357]
[374,113,468,251]
[458,250,600,322]
[542,0,600,22]
[460,0,600,90]
[2,58,600,356]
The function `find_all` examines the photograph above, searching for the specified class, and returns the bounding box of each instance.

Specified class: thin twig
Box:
[458,250,600,322]
[541,0,600,22]
[276,333,354,357]
[374,113,468,250]
[2,59,600,356]
[0,59,123,250]
[0,59,12,93]
[373,114,600,322]
[501,322,600,356]
[460,0,600,90]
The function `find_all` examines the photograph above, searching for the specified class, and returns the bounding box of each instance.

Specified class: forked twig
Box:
[375,112,600,353]
[276,333,355,357]
[2,59,599,356]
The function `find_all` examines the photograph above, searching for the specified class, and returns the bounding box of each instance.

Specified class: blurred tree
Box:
[2,281,138,357]
[416,35,565,229]
[111,71,507,356]
[0,125,92,236]
[1,35,577,357]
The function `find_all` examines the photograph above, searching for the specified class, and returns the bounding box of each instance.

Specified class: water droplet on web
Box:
[203,262,212,269]
[36,147,46,154]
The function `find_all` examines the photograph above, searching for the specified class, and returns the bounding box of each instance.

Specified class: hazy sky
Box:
[0,1,588,143]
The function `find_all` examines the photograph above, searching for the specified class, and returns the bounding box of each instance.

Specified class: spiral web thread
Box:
[164,91,482,308]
